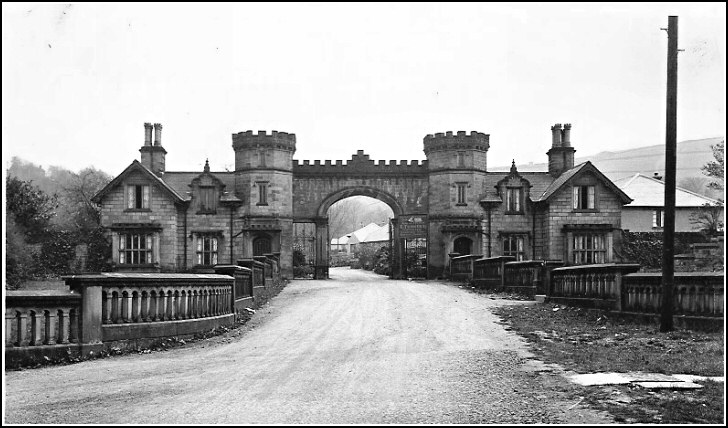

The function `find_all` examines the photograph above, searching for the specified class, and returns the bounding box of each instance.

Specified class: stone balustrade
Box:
[100,282,233,324]
[450,254,483,281]
[472,256,516,290]
[5,291,82,348]
[503,260,563,297]
[6,254,286,367]
[550,263,640,310]
[622,272,724,317]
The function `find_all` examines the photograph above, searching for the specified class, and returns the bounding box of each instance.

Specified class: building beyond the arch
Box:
[93,123,633,279]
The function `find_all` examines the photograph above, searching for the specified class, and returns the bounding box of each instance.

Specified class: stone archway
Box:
[316,186,404,218]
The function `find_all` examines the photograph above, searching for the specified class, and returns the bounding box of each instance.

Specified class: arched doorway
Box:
[453,237,473,256]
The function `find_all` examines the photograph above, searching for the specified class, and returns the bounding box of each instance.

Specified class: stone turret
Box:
[423,131,490,172]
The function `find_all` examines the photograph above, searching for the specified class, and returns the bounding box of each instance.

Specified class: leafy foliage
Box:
[701,141,724,192]
[689,202,724,236]
[618,231,710,270]
[6,176,58,242]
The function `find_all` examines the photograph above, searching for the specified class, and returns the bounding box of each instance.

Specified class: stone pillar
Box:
[391,217,402,279]
[314,217,329,279]
[80,284,103,345]
[104,292,113,324]
[17,312,29,346]
[5,310,15,347]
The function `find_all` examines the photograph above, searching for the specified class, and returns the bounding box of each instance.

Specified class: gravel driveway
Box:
[4,267,613,424]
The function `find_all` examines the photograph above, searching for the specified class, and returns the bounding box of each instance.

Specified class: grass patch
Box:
[491,302,725,424]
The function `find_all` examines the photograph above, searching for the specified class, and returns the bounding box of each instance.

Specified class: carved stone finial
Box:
[204,158,210,173]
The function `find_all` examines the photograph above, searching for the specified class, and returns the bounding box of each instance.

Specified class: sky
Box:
[2,3,725,176]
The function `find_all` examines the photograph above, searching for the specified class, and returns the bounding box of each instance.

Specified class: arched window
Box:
[453,237,472,256]
[253,236,271,256]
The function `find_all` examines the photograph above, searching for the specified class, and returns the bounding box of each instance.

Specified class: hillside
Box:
[491,137,724,197]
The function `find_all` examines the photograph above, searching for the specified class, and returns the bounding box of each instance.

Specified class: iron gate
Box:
[293,222,316,278]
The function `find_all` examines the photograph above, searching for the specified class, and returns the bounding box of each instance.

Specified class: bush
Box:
[618,231,710,270]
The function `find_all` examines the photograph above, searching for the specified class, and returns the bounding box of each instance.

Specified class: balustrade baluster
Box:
[141,291,149,321]
[30,310,42,346]
[57,309,69,344]
[166,291,174,320]
[131,291,141,322]
[44,310,57,345]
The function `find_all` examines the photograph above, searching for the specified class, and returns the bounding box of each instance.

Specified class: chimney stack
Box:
[547,122,576,177]
[140,122,167,175]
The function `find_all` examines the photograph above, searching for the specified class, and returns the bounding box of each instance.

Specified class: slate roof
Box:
[614,173,721,207]
[161,171,236,201]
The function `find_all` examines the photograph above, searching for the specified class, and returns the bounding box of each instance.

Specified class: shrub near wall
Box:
[619,231,709,270]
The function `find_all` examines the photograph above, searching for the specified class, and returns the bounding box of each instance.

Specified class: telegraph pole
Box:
[660,16,678,332]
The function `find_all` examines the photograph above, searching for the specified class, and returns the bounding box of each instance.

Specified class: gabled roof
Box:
[614,173,722,207]
[92,160,186,204]
[361,224,389,242]
[535,161,632,204]
[162,171,235,201]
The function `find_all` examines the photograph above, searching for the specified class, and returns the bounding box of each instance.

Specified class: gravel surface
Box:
[3,268,614,424]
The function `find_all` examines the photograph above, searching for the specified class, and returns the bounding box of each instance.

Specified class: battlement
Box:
[232,130,296,152]
[423,131,490,155]
[293,150,428,177]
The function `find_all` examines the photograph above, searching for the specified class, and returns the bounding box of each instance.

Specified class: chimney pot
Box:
[562,123,572,147]
[144,123,153,146]
[551,123,563,147]
[153,123,163,146]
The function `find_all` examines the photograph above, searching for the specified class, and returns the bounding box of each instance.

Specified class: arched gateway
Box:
[93,123,631,280]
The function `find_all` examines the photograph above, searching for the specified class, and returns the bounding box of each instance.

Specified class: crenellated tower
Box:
[232,130,296,277]
[424,131,490,274]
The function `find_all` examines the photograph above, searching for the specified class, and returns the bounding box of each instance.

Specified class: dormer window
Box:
[506,187,523,214]
[127,184,150,210]
[199,186,217,213]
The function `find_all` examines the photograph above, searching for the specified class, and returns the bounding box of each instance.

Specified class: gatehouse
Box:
[93,123,631,279]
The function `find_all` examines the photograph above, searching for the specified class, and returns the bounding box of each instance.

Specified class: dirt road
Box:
[4,268,612,424]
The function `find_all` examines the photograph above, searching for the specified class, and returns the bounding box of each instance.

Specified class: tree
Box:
[702,141,724,193]
[6,176,58,242]
[690,202,724,236]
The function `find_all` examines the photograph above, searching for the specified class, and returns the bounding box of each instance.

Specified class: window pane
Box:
[573,187,579,209]
[587,186,595,209]
[127,187,135,209]
[142,186,150,209]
